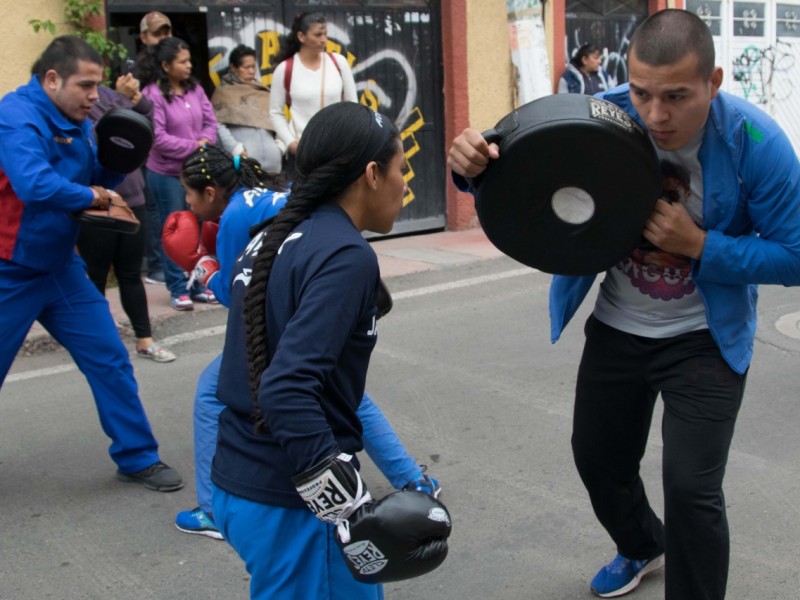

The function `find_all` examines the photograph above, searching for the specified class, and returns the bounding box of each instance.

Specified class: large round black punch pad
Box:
[95,107,154,174]
[473,94,660,275]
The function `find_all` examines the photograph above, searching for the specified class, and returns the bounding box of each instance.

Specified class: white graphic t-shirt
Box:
[593,128,708,338]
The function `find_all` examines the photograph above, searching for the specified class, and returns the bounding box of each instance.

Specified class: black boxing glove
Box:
[375,278,393,320]
[292,453,372,525]
[335,490,452,583]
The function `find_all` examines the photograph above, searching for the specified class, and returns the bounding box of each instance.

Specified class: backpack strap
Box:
[284,55,295,108]
[284,53,344,108]
[327,52,342,77]
[327,52,345,101]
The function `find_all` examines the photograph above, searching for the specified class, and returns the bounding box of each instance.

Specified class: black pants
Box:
[76,204,152,339]
[572,316,746,600]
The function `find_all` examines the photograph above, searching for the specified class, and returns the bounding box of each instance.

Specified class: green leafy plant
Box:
[29,0,128,79]
[29,19,57,35]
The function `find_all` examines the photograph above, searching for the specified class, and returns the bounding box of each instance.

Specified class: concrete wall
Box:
[1,0,67,95]
[1,0,515,231]
[466,1,514,131]
[443,0,517,231]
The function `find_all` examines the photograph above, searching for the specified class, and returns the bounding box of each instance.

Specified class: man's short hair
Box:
[140,11,172,34]
[33,36,103,83]
[629,9,715,79]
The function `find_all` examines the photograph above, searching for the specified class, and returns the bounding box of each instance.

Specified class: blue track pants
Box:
[0,256,159,472]
[212,484,383,600]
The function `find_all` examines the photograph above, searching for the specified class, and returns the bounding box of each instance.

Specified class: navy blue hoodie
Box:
[212,203,379,507]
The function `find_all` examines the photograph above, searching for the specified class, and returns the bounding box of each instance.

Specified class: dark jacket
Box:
[212,204,380,507]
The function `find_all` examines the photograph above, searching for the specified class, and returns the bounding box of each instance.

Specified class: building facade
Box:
[2,1,797,231]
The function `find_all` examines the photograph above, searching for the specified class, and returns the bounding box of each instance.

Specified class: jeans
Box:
[143,172,164,277]
[144,169,190,298]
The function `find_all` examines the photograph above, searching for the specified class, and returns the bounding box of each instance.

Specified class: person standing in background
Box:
[558,43,615,95]
[269,12,357,178]
[139,36,219,312]
[212,44,283,175]
[139,11,172,48]
[76,73,176,363]
[136,11,173,286]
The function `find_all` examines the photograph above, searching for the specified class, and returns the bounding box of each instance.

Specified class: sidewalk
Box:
[22,227,503,355]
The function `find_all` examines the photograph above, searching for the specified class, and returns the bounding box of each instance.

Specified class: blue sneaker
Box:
[403,466,441,498]
[175,507,223,540]
[590,553,664,597]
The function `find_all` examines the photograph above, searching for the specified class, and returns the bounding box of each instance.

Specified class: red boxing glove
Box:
[162,211,204,272]
[201,220,219,256]
[188,255,220,289]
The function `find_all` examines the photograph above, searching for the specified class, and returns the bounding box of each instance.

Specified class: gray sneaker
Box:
[117,461,184,492]
[136,343,176,363]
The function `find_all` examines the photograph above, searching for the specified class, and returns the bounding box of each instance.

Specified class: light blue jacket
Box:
[550,85,800,374]
[207,186,287,308]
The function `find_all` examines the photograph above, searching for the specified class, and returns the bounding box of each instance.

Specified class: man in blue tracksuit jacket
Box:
[448,10,800,600]
[0,36,182,491]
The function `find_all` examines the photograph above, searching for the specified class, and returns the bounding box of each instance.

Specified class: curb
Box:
[20,228,502,357]
[20,301,226,357]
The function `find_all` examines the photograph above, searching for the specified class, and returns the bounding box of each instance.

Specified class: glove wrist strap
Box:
[293,453,371,526]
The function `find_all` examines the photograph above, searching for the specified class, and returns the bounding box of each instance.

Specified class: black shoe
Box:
[117,461,184,492]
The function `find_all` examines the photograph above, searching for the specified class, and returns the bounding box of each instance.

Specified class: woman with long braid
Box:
[163,143,438,540]
[206,103,417,599]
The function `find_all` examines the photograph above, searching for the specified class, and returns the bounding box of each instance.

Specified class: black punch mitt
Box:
[95,107,153,174]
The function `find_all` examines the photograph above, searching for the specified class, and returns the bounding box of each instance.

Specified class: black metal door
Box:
[107,0,447,235]
[565,0,649,85]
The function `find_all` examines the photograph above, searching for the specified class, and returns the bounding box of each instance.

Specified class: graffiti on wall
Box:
[564,17,639,86]
[732,40,795,108]
[207,13,430,207]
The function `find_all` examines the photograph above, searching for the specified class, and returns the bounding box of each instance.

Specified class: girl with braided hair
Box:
[167,142,439,544]
[208,103,411,599]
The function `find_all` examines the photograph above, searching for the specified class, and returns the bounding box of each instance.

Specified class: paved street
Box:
[2,248,800,599]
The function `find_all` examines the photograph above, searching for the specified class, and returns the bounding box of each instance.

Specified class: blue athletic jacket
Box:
[0,76,122,272]
[207,186,288,307]
[550,86,800,374]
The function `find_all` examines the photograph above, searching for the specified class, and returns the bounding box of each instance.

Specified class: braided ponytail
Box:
[182,144,285,203]
[243,102,399,429]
